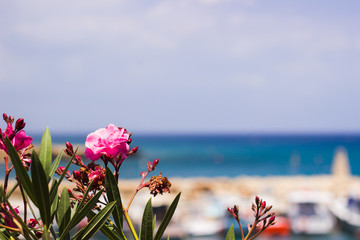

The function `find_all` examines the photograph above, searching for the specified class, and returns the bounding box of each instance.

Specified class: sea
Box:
[28,133,360,178]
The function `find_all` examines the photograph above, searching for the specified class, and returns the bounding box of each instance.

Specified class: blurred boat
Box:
[262,215,291,237]
[287,190,335,235]
[182,194,226,237]
[331,195,360,234]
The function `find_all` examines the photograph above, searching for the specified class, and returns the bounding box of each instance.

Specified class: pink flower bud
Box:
[262,201,266,208]
[73,170,81,180]
[27,218,37,228]
[3,113,8,121]
[153,159,159,167]
[255,196,260,205]
[15,118,25,131]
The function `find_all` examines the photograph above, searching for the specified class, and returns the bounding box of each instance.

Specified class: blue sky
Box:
[1,0,360,134]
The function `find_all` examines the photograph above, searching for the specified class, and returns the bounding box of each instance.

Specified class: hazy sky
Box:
[1,0,360,134]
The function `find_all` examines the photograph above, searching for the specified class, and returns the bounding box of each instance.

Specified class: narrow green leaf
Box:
[140,198,153,240]
[225,225,235,240]
[57,187,71,239]
[153,215,156,234]
[88,211,126,240]
[49,156,73,203]
[39,127,52,178]
[31,150,51,227]
[0,231,10,240]
[73,201,116,240]
[77,181,94,211]
[4,137,36,204]
[59,189,104,240]
[105,166,124,228]
[154,192,181,240]
[49,150,63,180]
[50,179,58,222]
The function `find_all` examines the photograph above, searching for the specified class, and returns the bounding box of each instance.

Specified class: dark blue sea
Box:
[20,133,360,179]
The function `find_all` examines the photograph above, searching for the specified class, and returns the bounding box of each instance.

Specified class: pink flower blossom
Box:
[0,123,32,153]
[85,124,129,161]
[88,166,106,189]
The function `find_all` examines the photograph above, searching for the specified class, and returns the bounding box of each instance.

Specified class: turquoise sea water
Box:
[26,133,360,178]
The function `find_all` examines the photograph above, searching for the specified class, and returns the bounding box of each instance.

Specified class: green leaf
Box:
[50,179,58,221]
[225,225,235,240]
[0,231,10,240]
[31,150,51,227]
[105,167,124,228]
[4,137,36,204]
[140,198,153,240]
[77,181,94,211]
[98,224,125,240]
[49,156,73,203]
[49,150,63,180]
[73,201,116,240]
[57,187,71,239]
[59,188,104,240]
[39,127,52,178]
[88,211,126,240]
[153,215,156,233]
[154,192,181,240]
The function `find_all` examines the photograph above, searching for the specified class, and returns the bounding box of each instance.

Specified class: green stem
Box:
[123,205,139,240]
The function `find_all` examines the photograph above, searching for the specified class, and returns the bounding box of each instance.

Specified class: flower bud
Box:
[265,205,272,213]
[262,201,266,208]
[152,159,159,167]
[233,205,239,216]
[3,113,8,121]
[27,218,37,228]
[75,155,82,163]
[15,118,25,131]
[64,142,74,156]
[73,170,81,180]
[269,215,276,224]
[255,196,260,205]
[128,146,138,156]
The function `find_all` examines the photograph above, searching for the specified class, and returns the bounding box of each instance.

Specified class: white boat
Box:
[287,190,335,235]
[331,195,360,233]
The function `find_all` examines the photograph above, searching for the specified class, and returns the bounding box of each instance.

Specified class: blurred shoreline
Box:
[2,144,358,215]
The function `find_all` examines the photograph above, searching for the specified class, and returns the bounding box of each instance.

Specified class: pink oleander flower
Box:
[0,122,32,153]
[85,124,129,161]
[0,205,20,229]
[88,166,106,190]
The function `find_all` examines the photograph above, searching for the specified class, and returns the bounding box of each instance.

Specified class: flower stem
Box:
[123,205,139,240]
[17,178,27,222]
[126,189,138,212]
